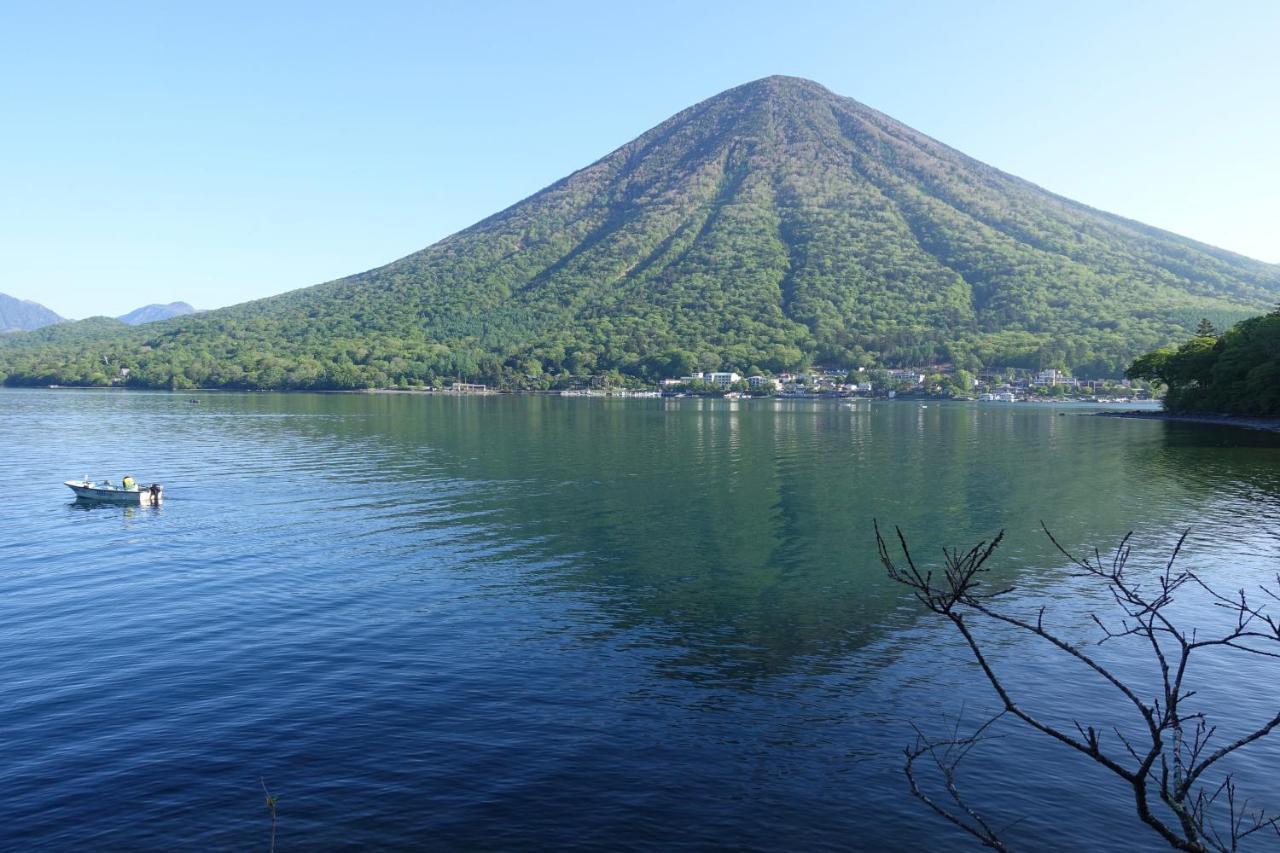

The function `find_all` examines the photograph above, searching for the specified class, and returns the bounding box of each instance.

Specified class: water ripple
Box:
[0,391,1276,850]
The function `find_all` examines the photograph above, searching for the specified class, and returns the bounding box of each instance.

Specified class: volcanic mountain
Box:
[3,76,1277,389]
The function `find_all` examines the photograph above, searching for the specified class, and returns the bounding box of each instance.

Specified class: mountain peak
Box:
[696,74,851,120]
[0,292,62,333]
[738,74,833,93]
[118,301,196,325]
[717,75,862,117]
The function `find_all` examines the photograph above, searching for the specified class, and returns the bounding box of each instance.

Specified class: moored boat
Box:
[65,478,163,506]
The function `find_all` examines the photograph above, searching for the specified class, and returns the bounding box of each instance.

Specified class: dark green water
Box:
[1,390,1277,850]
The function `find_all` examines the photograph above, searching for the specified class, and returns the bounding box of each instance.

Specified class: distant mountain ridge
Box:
[1,75,1277,389]
[0,294,196,336]
[117,302,196,325]
[0,293,63,333]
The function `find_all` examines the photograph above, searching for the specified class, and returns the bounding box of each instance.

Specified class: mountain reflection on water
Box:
[232,394,1274,680]
[0,390,1276,850]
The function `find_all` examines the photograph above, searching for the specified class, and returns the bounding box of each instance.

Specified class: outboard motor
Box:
[148,483,163,505]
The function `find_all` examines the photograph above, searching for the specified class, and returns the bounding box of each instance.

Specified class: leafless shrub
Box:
[877,521,1280,852]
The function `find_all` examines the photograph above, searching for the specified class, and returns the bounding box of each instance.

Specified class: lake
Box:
[1,390,1277,850]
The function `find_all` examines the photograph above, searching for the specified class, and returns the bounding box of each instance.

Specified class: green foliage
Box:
[1,77,1277,390]
[1127,308,1280,415]
[947,369,975,396]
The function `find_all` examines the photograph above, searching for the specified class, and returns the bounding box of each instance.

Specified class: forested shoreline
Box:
[1127,309,1280,416]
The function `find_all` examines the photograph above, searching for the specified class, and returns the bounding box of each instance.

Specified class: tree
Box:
[1195,318,1218,338]
[949,369,975,396]
[520,357,543,379]
[876,522,1280,852]
[1127,347,1175,386]
[1128,311,1280,416]
[865,369,889,393]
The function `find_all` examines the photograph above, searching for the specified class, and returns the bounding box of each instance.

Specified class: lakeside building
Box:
[1031,369,1081,388]
[653,364,1142,401]
[679,371,742,388]
[887,369,925,384]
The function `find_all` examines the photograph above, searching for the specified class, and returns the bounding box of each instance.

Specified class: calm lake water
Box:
[1,390,1277,850]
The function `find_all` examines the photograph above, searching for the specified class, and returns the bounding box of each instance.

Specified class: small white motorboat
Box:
[65,477,164,506]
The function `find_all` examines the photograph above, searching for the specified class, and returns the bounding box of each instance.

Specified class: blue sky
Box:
[3,1,1277,318]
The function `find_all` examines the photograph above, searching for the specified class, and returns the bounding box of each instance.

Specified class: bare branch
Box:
[881,523,1280,853]
[904,713,1011,852]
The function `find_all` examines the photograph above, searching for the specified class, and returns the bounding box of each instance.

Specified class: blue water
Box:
[1,390,1277,850]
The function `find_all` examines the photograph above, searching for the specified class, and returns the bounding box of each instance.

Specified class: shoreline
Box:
[12,384,1164,406]
[1095,410,1280,434]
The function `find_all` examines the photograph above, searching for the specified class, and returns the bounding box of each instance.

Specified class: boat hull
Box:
[64,481,163,506]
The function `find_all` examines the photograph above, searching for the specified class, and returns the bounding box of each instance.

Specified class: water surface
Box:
[1,390,1277,850]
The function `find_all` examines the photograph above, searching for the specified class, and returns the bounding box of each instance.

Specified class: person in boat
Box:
[122,475,137,491]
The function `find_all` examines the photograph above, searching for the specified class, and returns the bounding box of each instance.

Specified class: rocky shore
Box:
[1096,410,1280,434]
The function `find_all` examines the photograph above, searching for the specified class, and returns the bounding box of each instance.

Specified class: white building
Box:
[887,369,925,385]
[1031,369,1078,388]
[680,371,743,388]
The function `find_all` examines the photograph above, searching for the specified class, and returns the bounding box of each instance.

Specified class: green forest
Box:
[1128,309,1280,416]
[2,77,1277,391]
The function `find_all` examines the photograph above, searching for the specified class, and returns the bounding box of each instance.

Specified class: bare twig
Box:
[904,710,1012,851]
[261,778,278,853]
[878,522,1280,852]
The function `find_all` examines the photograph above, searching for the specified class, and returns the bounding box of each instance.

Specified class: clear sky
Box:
[2,1,1277,318]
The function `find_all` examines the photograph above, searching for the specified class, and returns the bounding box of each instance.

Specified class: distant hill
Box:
[1,75,1277,389]
[0,293,63,333]
[117,302,196,325]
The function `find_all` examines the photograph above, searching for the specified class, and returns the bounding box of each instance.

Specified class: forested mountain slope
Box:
[3,76,1277,389]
